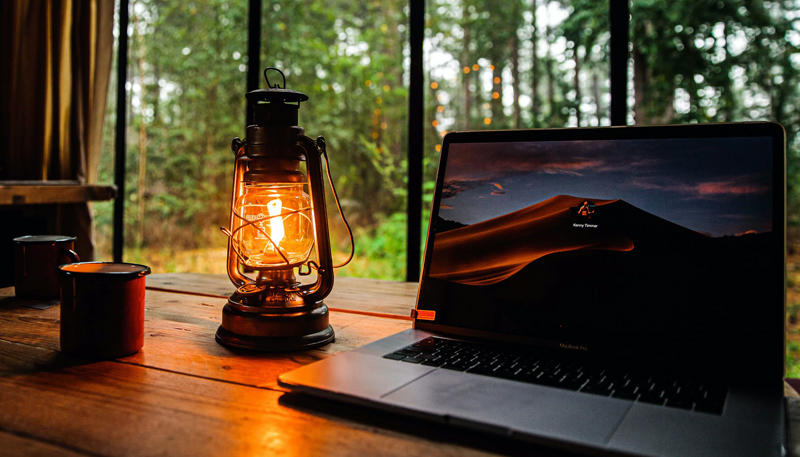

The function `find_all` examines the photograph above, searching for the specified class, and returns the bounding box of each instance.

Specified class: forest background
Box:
[94,0,800,372]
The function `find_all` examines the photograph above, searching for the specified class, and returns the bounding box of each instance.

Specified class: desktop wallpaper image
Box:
[430,138,772,287]
[421,137,775,366]
[437,138,772,236]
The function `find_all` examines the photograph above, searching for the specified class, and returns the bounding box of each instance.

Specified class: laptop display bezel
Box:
[413,122,786,385]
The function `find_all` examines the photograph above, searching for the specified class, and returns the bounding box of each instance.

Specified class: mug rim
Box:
[14,235,76,244]
[58,261,151,277]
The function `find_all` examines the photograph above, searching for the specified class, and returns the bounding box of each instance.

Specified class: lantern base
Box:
[215,325,334,351]
[215,299,335,352]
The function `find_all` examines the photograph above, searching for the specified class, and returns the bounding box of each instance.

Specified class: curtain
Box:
[0,0,114,260]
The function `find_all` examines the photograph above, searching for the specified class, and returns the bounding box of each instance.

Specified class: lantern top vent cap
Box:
[246,67,309,104]
[246,88,308,104]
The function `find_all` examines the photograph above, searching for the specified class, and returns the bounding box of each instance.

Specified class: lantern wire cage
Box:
[220,138,354,276]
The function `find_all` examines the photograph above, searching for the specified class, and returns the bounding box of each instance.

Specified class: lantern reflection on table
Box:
[216,67,352,352]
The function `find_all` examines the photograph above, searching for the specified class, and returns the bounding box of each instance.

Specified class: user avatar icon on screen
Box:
[576,201,596,219]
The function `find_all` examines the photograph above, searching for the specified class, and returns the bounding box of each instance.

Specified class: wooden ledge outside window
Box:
[0,180,117,206]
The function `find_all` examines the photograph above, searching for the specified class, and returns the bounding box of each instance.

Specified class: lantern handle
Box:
[263,67,286,89]
[225,137,257,288]
[296,135,335,302]
[316,137,355,269]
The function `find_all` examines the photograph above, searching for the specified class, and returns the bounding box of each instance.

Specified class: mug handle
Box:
[59,247,80,264]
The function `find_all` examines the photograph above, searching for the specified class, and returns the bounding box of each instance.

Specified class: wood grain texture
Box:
[0,183,116,205]
[0,339,548,457]
[788,397,800,457]
[1,275,794,457]
[0,430,89,457]
[0,286,411,390]
[147,273,418,318]
[0,291,61,349]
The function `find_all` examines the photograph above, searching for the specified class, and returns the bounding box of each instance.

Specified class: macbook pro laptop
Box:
[279,123,787,457]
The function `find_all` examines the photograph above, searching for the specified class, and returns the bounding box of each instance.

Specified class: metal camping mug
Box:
[58,262,151,359]
[14,235,80,299]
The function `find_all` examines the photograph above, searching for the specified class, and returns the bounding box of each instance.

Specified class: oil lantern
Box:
[216,68,350,351]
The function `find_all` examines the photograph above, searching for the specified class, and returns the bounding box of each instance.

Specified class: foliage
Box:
[626,0,800,222]
[90,1,800,382]
[789,340,800,378]
[96,0,800,282]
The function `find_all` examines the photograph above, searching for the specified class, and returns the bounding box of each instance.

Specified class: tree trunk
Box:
[134,10,147,247]
[771,81,785,126]
[387,1,404,163]
[592,69,601,125]
[546,24,555,121]
[574,47,581,126]
[632,44,648,125]
[152,66,161,122]
[462,28,472,129]
[632,20,679,125]
[491,54,505,126]
[719,23,734,122]
[531,0,539,127]
[511,36,521,128]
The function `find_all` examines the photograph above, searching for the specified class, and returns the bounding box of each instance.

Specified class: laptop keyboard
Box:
[383,337,727,415]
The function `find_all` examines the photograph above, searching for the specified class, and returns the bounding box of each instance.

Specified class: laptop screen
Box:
[417,125,785,380]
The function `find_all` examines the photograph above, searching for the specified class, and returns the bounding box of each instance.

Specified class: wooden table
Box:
[0,273,798,456]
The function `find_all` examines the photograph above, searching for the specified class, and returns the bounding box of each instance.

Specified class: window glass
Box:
[426,0,610,133]
[628,0,800,375]
[94,2,120,263]
[260,1,409,280]
[97,0,410,280]
[423,0,611,257]
[97,0,248,273]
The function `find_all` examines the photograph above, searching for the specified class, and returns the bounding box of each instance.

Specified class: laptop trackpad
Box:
[383,369,631,446]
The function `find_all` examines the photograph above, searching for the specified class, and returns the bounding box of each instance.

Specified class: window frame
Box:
[112,0,630,281]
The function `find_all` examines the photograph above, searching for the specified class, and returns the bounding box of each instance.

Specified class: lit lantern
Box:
[216,68,351,351]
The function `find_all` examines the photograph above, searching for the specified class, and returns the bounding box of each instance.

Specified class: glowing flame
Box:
[267,199,284,245]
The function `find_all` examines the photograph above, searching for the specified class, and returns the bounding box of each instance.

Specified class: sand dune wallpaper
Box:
[420,137,776,358]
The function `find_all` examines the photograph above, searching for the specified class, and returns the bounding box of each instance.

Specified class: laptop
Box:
[279,123,787,457]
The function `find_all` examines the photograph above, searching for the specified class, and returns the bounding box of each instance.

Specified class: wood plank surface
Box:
[0,182,116,205]
[789,397,800,457]
[147,272,418,318]
[0,286,411,390]
[0,275,795,457]
[0,339,559,457]
[0,430,89,457]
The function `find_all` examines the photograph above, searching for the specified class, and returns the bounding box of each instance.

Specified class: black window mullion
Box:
[113,0,130,263]
[609,0,629,126]
[246,0,262,126]
[406,0,424,282]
